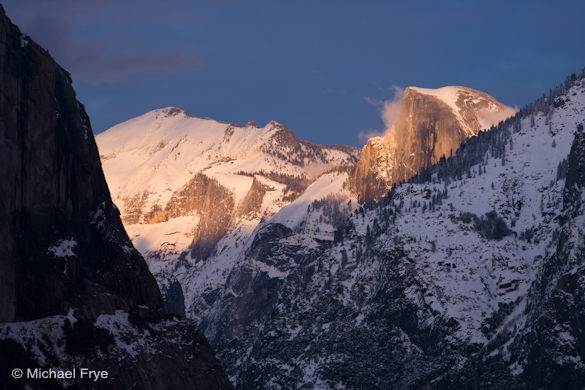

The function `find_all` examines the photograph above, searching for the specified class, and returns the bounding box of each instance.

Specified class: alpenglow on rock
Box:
[0,6,231,389]
[96,108,359,314]
[350,86,516,202]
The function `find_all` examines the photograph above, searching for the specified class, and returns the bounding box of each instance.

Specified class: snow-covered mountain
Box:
[96,110,359,314]
[350,86,516,202]
[97,69,585,389]
[192,72,584,389]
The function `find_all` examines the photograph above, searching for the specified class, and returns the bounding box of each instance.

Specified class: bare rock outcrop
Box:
[350,86,515,202]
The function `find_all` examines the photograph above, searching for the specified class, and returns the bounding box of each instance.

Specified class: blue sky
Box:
[4,0,585,146]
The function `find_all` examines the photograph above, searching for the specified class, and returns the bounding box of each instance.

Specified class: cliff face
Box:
[350,136,394,204]
[350,86,516,202]
[0,4,162,322]
[391,89,466,182]
[0,6,231,389]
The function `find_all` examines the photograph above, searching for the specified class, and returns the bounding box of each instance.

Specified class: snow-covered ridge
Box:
[97,107,358,219]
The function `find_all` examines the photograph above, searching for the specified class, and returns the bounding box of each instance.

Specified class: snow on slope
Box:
[378,82,585,344]
[175,173,356,323]
[98,107,290,214]
[99,108,355,190]
[408,86,517,136]
[97,107,357,242]
[96,107,359,315]
[185,78,585,389]
[270,172,353,231]
[93,76,585,388]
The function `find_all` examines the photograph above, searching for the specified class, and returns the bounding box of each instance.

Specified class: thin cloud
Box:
[363,96,385,107]
[3,1,199,84]
[69,46,199,84]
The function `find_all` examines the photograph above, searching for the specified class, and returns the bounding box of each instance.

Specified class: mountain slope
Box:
[350,86,516,202]
[96,109,358,314]
[0,6,231,389]
[97,108,357,225]
[188,72,585,388]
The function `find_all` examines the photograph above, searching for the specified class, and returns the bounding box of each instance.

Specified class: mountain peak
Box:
[267,119,285,128]
[154,106,189,119]
[151,108,269,129]
[349,85,516,202]
[96,109,358,227]
[406,85,517,135]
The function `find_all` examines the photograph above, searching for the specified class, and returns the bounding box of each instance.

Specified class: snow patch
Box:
[48,239,77,258]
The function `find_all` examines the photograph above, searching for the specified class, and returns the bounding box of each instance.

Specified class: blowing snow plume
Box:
[381,86,405,136]
[350,85,516,202]
[358,86,405,145]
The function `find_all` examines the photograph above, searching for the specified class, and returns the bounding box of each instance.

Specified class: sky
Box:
[3,0,585,146]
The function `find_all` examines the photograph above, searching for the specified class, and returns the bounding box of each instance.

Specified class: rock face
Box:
[0,6,231,389]
[350,86,516,202]
[0,4,161,323]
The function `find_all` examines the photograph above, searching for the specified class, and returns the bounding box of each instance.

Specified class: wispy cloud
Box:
[3,0,199,84]
[362,96,384,107]
[68,45,199,84]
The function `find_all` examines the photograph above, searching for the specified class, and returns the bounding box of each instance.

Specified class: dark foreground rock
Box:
[0,5,231,389]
